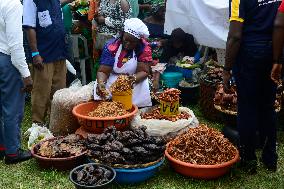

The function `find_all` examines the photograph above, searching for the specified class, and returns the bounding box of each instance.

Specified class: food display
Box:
[87,126,166,166]
[214,84,282,113]
[179,80,199,88]
[214,84,237,113]
[37,134,86,158]
[158,88,181,102]
[203,67,223,83]
[141,107,190,122]
[176,56,201,69]
[167,124,238,165]
[88,102,127,117]
[73,164,113,186]
[110,75,132,94]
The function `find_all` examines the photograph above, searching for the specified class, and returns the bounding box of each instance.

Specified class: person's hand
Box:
[22,76,33,93]
[96,16,105,24]
[271,64,282,84]
[222,70,232,93]
[96,81,108,98]
[128,75,136,88]
[33,55,44,71]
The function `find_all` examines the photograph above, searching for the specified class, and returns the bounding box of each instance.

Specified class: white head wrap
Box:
[124,18,150,39]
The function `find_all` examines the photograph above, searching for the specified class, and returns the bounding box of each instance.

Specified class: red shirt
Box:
[279,0,284,13]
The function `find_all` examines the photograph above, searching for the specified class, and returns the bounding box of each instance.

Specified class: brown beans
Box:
[110,75,132,93]
[88,102,127,117]
[168,124,238,165]
[141,108,190,122]
[158,88,181,102]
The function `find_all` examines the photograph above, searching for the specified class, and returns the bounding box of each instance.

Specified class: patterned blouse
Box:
[100,38,153,67]
[98,0,131,35]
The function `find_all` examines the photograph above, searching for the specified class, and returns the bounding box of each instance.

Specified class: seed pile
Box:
[168,124,237,165]
[73,164,113,186]
[110,75,132,94]
[204,67,223,83]
[142,108,190,122]
[88,102,127,117]
[214,84,237,112]
[87,126,166,165]
[158,88,181,102]
[37,134,86,158]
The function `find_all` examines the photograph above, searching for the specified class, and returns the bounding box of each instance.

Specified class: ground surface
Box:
[0,102,283,189]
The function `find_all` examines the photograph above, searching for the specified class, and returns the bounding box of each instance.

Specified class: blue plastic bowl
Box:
[162,72,183,88]
[114,158,165,184]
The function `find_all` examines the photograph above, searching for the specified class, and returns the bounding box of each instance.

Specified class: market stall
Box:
[164,0,229,49]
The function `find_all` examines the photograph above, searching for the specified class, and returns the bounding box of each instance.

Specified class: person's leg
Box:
[0,53,30,164]
[51,60,67,99]
[0,92,5,159]
[233,48,263,171]
[259,75,277,170]
[44,60,66,121]
[31,63,54,124]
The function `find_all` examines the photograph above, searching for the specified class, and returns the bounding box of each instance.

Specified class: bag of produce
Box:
[131,107,199,142]
[24,123,54,149]
[49,79,94,136]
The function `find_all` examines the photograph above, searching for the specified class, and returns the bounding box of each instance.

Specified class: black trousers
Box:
[233,42,277,163]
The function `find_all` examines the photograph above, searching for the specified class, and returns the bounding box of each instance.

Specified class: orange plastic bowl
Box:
[72,101,138,133]
[165,146,239,180]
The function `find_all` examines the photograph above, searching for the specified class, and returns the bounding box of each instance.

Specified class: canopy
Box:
[164,0,229,49]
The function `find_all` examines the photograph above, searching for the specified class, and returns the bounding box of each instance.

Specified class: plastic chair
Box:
[70,34,90,85]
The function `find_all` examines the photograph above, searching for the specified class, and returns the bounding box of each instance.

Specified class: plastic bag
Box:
[49,80,94,136]
[131,107,199,142]
[24,123,54,149]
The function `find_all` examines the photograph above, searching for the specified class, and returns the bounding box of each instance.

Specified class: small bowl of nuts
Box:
[72,101,138,134]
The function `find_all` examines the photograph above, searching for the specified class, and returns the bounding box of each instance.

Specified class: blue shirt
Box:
[23,0,67,63]
[229,0,281,43]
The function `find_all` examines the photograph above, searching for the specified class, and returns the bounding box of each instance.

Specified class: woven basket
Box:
[199,76,222,121]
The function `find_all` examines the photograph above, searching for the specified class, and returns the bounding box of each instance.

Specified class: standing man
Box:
[223,0,281,173]
[23,0,73,125]
[0,0,33,164]
[271,1,284,83]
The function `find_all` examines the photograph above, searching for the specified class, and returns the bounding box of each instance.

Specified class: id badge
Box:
[38,10,52,28]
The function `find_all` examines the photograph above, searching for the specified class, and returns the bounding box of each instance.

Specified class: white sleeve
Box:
[4,1,30,78]
[23,0,37,28]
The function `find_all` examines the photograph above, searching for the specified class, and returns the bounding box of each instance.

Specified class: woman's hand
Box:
[96,81,109,98]
[128,75,137,88]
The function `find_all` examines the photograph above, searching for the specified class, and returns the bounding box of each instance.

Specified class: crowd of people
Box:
[0,0,284,177]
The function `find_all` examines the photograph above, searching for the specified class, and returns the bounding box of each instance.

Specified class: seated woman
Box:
[143,3,166,39]
[94,18,153,107]
[160,28,198,64]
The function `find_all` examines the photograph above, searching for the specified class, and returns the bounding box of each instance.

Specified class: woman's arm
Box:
[134,62,150,83]
[97,65,112,83]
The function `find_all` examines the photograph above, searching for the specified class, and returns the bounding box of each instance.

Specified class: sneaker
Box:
[4,149,32,165]
[261,151,277,172]
[261,158,277,172]
[238,159,258,174]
